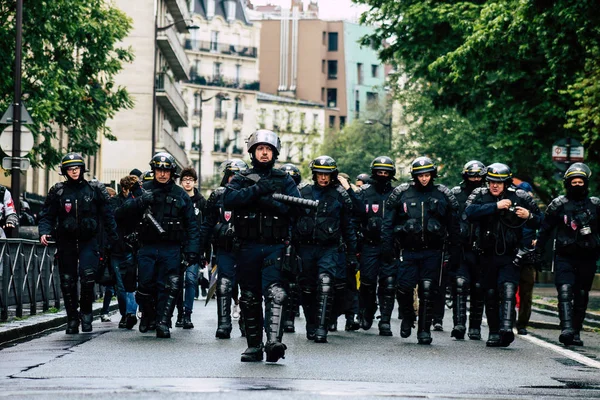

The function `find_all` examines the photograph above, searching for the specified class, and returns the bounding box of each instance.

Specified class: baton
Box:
[144,209,166,236]
[272,193,319,209]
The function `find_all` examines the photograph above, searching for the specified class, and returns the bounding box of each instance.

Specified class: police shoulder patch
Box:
[336,185,353,208]
[547,196,567,215]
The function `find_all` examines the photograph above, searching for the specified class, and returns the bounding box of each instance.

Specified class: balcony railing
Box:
[157,26,191,81]
[215,110,228,120]
[160,129,189,167]
[188,73,260,91]
[233,113,244,122]
[185,39,258,58]
[155,73,188,127]
[165,0,191,33]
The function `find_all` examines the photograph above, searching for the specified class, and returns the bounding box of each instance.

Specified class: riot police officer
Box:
[449,160,486,340]
[536,163,600,347]
[381,156,460,345]
[349,156,396,336]
[39,153,118,334]
[223,130,300,363]
[465,163,541,347]
[295,156,358,343]
[279,163,302,333]
[201,159,248,339]
[123,152,200,339]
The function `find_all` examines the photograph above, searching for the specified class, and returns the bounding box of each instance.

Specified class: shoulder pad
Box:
[590,197,600,206]
[336,185,353,208]
[88,180,105,190]
[396,182,411,192]
[547,196,567,214]
[451,186,462,195]
[48,182,65,198]
[270,169,287,178]
[298,182,310,190]
[359,183,372,191]
[386,182,410,206]
[436,184,460,209]
[214,186,226,195]
[514,188,530,200]
[471,187,487,196]
[240,170,251,176]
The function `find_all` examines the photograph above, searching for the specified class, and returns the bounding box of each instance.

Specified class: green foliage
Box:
[0,0,134,169]
[354,0,600,202]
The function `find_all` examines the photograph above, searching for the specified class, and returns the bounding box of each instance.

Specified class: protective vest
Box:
[295,183,351,245]
[209,187,237,251]
[388,183,452,249]
[550,196,600,254]
[452,184,478,246]
[54,181,102,241]
[140,181,186,242]
[233,169,290,242]
[357,184,391,243]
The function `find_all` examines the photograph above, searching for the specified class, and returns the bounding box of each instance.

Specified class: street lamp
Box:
[151,18,200,156]
[194,90,230,187]
[364,118,393,151]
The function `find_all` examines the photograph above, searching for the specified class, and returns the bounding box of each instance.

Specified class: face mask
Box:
[567,185,587,199]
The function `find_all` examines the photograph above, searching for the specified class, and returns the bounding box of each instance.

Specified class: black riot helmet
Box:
[410,156,437,178]
[141,170,154,182]
[60,152,86,176]
[563,162,591,183]
[150,152,177,172]
[370,156,396,178]
[462,160,486,180]
[280,163,302,185]
[219,159,248,186]
[310,155,338,182]
[246,129,281,168]
[485,163,512,185]
[356,173,371,185]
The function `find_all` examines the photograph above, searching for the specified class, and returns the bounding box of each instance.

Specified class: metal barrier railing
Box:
[0,238,60,321]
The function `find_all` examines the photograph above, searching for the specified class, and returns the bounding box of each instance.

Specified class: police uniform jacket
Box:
[349,181,393,245]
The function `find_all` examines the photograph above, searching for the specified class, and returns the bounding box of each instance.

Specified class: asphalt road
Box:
[1,300,600,399]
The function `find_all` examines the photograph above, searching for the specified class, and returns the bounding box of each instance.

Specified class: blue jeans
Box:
[111,254,138,316]
[183,263,199,313]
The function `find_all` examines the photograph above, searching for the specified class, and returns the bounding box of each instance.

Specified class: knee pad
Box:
[60,274,76,290]
[380,276,395,291]
[486,288,498,302]
[80,269,96,288]
[455,277,468,296]
[418,280,433,300]
[473,282,483,296]
[318,273,333,294]
[502,282,517,297]
[266,284,287,305]
[240,290,261,308]
[166,274,181,293]
[217,277,233,295]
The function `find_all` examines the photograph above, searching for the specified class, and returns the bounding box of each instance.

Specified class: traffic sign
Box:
[551,137,584,172]
[0,103,34,125]
[2,157,30,170]
[0,125,34,156]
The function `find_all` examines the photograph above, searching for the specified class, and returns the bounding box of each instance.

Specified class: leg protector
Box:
[397,287,415,338]
[60,274,79,334]
[156,274,181,338]
[417,280,434,345]
[359,282,377,330]
[377,276,396,337]
[314,273,334,343]
[240,289,264,362]
[79,269,96,332]
[485,288,501,347]
[136,290,156,333]
[283,281,298,333]
[328,282,346,332]
[451,277,468,340]
[558,284,575,346]
[264,284,288,362]
[572,288,588,346]
[216,277,233,338]
[301,289,317,340]
[468,282,484,340]
[499,282,517,347]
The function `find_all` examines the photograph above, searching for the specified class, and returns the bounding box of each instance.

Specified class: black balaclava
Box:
[565,179,588,201]
[372,173,392,192]
[251,145,276,170]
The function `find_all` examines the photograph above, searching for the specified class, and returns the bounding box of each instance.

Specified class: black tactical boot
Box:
[571,288,588,347]
[216,277,233,339]
[344,314,360,331]
[80,313,93,333]
[125,313,138,330]
[156,274,180,339]
[499,282,516,347]
[118,315,128,329]
[136,291,156,333]
[79,270,96,333]
[314,274,333,343]
[397,288,415,338]
[182,311,194,329]
[283,281,298,333]
[301,289,317,341]
[240,290,264,362]
[416,281,434,345]
[175,313,184,328]
[558,284,575,346]
[451,277,467,340]
[468,282,484,340]
[485,289,501,347]
[264,284,288,363]
[60,274,79,335]
[359,283,377,330]
[378,276,396,337]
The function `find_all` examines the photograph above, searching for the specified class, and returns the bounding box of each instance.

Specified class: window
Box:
[210,31,219,51]
[207,0,215,18]
[321,87,325,102]
[192,59,201,79]
[322,31,327,45]
[235,64,241,84]
[226,0,237,21]
[273,109,280,130]
[213,62,222,79]
[328,32,338,51]
[371,64,379,78]
[300,112,307,132]
[233,130,242,153]
[193,127,200,144]
[213,129,224,151]
[357,63,364,84]
[340,116,346,129]
[366,91,379,104]
[327,89,337,108]
[355,89,360,118]
[329,115,336,129]
[327,60,338,80]
[234,97,241,118]
[286,111,293,131]
[322,60,326,74]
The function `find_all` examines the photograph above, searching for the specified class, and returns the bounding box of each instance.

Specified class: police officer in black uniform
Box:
[381,156,460,345]
[123,152,200,339]
[465,163,541,347]
[201,159,248,339]
[223,130,300,363]
[449,160,486,340]
[295,156,358,343]
[39,153,118,334]
[536,163,600,347]
[349,156,396,336]
[279,163,302,333]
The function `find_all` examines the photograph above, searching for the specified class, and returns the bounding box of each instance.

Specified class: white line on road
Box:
[521,334,600,369]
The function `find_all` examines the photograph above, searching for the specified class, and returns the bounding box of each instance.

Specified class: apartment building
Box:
[183,0,260,188]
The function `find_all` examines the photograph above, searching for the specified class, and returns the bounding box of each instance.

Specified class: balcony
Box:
[214,110,228,120]
[165,0,192,33]
[185,39,258,58]
[159,129,189,167]
[232,146,243,155]
[157,26,191,81]
[155,73,188,127]
[188,73,260,91]
[213,144,228,153]
[191,142,201,152]
[233,113,244,122]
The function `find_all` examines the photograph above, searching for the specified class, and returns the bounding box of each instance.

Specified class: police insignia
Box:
[69,155,74,159]
[65,202,72,213]
[224,211,232,221]
[372,204,379,213]
[365,204,369,213]
[403,203,408,213]
[419,160,425,166]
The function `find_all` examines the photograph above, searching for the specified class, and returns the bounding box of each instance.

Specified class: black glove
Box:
[255,178,278,194]
[184,252,199,265]
[347,253,360,272]
[130,181,142,197]
[139,190,154,206]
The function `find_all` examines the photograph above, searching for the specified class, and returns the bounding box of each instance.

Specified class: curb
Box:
[530,301,600,330]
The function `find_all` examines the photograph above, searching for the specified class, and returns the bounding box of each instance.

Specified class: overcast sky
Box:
[251,0,369,21]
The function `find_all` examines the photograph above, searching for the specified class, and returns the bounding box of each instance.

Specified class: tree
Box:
[0,0,134,169]
[355,0,600,201]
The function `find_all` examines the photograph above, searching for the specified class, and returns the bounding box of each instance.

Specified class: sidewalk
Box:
[529,283,600,329]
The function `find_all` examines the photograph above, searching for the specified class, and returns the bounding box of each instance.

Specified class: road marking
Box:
[521,334,600,369]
